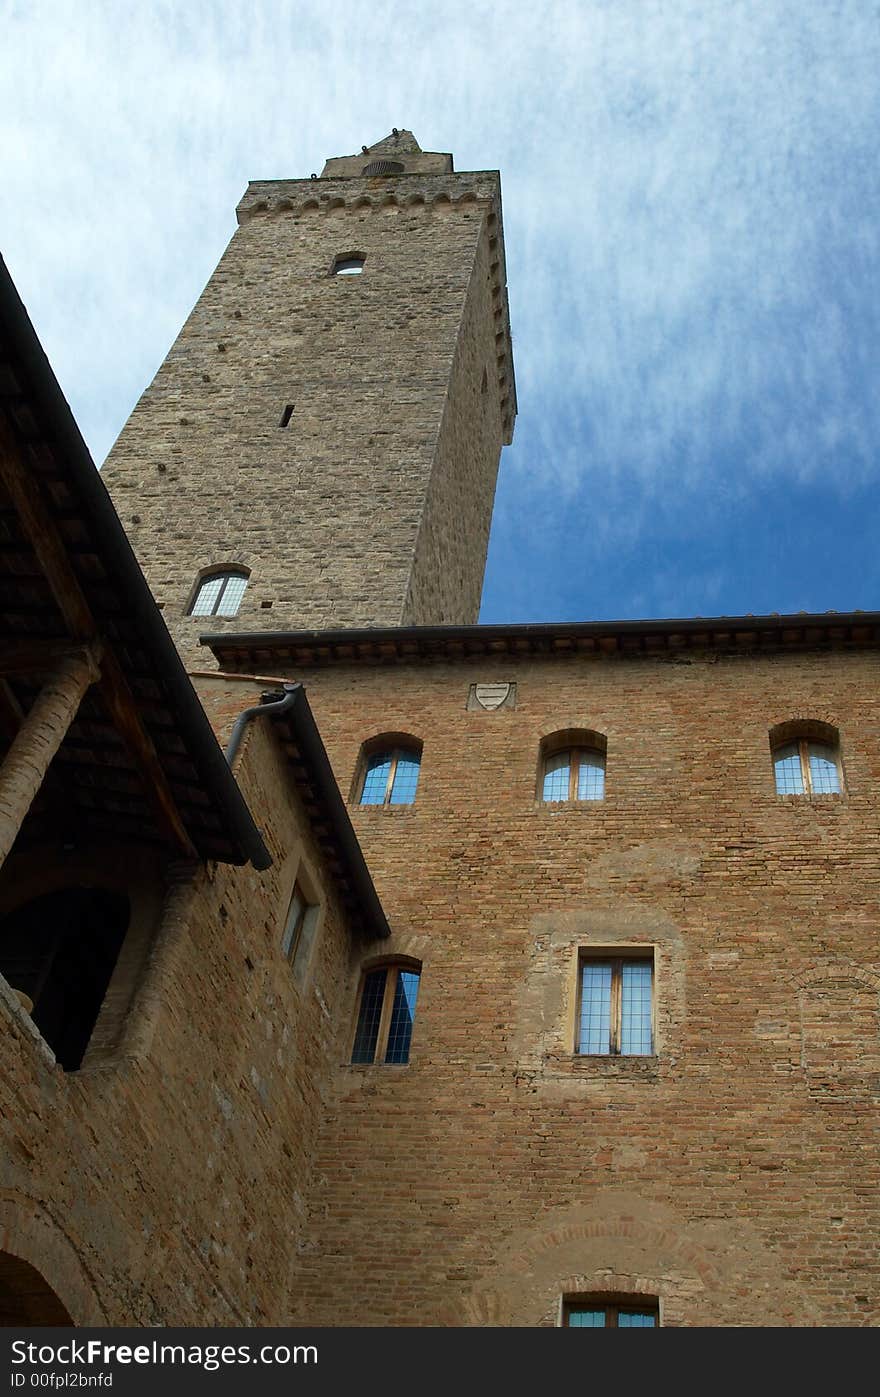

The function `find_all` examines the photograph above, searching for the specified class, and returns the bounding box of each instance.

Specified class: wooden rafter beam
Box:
[0,646,101,867]
[0,413,197,859]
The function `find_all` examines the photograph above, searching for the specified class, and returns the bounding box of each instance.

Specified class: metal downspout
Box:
[225,682,302,767]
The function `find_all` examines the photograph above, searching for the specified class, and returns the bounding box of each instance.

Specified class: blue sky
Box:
[3,0,879,624]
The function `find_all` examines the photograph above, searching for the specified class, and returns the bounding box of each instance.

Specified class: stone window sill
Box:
[775,793,845,804]
[532,801,607,814]
[544,1052,660,1082]
[351,804,417,816]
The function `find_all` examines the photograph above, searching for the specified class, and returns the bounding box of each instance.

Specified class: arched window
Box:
[351,959,422,1065]
[188,568,249,618]
[770,721,843,796]
[356,737,422,806]
[332,253,365,276]
[539,730,607,803]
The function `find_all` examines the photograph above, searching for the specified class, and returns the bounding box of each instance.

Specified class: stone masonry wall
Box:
[403,214,506,624]
[101,171,513,666]
[198,645,880,1325]
[0,721,359,1324]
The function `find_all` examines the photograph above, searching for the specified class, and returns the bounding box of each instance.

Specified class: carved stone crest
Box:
[468,682,516,712]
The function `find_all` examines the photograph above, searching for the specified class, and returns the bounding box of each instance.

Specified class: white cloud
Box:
[2,0,879,605]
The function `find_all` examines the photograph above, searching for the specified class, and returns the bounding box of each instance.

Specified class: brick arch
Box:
[792,959,880,1096]
[447,1196,816,1326]
[0,1195,106,1326]
[790,960,880,993]
[768,717,841,750]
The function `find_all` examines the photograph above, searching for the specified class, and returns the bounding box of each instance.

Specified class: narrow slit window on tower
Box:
[332,254,365,276]
[188,569,249,618]
[279,403,294,428]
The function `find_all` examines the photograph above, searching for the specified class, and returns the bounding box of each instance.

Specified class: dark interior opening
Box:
[0,1252,74,1326]
[0,887,130,1070]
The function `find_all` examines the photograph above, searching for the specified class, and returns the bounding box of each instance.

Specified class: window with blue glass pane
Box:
[384,970,420,1062]
[577,955,654,1056]
[351,962,421,1065]
[564,1298,658,1327]
[773,742,803,794]
[772,732,842,797]
[808,742,841,794]
[360,754,393,805]
[357,745,421,806]
[540,738,605,803]
[542,751,571,801]
[189,568,249,618]
[566,1310,605,1327]
[351,969,387,1063]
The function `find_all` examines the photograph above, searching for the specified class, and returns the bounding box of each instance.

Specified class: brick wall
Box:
[196,643,880,1325]
[0,722,359,1324]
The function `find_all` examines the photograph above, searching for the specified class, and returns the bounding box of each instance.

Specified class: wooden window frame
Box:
[542,745,605,803]
[576,953,655,1057]
[358,746,421,806]
[562,1297,659,1327]
[350,959,421,1065]
[773,736,842,796]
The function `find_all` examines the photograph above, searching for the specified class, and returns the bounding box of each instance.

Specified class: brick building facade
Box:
[0,133,878,1327]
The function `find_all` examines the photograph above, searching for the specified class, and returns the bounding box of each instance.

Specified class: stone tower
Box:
[102,131,516,663]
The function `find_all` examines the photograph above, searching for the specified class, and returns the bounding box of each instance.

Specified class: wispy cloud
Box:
[3,1,879,620]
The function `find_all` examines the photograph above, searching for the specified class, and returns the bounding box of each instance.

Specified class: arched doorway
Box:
[0,1251,74,1326]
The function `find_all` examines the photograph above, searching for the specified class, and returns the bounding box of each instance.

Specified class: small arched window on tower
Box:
[332,252,366,276]
[769,720,843,796]
[539,730,607,803]
[354,736,422,806]
[188,567,249,618]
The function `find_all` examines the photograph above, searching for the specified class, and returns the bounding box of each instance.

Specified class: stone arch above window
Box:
[769,719,843,796]
[353,733,423,807]
[794,961,880,1099]
[187,566,250,619]
[539,729,607,802]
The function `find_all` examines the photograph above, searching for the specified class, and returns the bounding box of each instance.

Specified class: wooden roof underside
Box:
[0,264,268,868]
